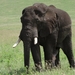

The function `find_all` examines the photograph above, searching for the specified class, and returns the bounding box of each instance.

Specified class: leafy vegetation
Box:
[0,0,75,75]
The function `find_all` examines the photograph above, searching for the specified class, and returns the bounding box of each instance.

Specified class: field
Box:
[0,0,75,75]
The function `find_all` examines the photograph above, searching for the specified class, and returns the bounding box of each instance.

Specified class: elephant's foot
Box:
[51,54,61,68]
[45,60,52,70]
[25,66,30,74]
[70,60,75,68]
[55,61,61,68]
[51,55,56,68]
[45,60,60,70]
[45,60,61,70]
[35,62,43,72]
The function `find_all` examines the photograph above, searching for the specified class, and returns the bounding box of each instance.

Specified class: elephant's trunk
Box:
[23,40,31,73]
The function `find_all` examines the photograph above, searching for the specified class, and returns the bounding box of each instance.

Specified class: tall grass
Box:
[0,0,75,75]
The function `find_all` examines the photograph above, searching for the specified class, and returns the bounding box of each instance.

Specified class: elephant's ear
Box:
[51,14,59,33]
[39,11,59,37]
[43,11,59,34]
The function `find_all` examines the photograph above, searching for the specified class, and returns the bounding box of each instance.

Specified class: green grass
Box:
[0,0,75,75]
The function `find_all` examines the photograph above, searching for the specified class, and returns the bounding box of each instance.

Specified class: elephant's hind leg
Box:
[61,35,75,68]
[43,42,53,69]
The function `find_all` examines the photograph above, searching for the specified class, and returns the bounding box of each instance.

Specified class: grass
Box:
[0,0,75,75]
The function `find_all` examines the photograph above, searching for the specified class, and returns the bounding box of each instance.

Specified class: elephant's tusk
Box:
[34,37,38,45]
[13,38,21,48]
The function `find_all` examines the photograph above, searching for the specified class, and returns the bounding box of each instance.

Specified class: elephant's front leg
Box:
[43,42,54,70]
[31,43,42,72]
[61,35,75,68]
[44,47,59,69]
[43,36,58,69]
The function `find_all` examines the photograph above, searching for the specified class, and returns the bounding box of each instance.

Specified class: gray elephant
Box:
[13,3,75,73]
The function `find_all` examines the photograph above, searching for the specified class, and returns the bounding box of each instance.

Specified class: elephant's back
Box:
[56,8,71,26]
[49,6,71,26]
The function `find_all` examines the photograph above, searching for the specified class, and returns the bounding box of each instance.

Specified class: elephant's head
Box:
[20,6,39,44]
[13,3,48,47]
[33,4,59,37]
[13,6,40,48]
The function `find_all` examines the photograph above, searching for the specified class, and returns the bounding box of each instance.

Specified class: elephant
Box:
[13,3,75,73]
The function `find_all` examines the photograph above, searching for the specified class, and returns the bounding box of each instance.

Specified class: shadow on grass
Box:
[8,67,37,75]
[8,68,27,75]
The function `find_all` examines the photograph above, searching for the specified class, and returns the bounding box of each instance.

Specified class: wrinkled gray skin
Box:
[14,3,75,73]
